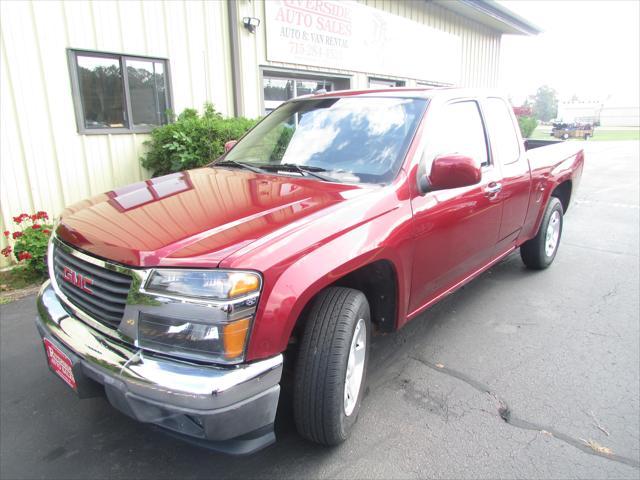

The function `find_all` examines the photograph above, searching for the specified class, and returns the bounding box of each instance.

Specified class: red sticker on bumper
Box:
[44,338,77,391]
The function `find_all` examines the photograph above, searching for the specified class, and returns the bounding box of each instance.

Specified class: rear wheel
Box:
[520,197,564,269]
[562,133,569,140]
[293,287,370,445]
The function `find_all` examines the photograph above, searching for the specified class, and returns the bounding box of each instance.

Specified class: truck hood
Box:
[56,167,371,267]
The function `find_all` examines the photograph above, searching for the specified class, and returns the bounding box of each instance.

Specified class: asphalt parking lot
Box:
[1,141,639,479]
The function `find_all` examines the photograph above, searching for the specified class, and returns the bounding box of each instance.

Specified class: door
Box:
[482,97,532,251]
[408,100,503,315]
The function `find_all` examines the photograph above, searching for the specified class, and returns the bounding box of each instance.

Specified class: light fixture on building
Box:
[242,17,260,34]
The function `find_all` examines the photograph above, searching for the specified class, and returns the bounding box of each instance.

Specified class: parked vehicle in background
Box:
[551,121,595,140]
[35,88,584,454]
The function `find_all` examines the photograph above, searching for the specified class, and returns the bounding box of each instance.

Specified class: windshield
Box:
[223,97,427,184]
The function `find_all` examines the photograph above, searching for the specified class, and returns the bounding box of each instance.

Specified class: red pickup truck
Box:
[36,88,584,454]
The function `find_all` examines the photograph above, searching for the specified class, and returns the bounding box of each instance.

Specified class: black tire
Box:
[562,133,569,140]
[293,287,371,446]
[520,196,564,269]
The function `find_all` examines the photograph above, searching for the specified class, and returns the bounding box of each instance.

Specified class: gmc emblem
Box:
[62,266,94,294]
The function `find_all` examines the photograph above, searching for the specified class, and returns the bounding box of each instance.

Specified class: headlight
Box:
[138,313,252,362]
[144,269,261,300]
[137,269,262,363]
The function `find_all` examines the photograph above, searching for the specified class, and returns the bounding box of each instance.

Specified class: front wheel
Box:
[293,287,371,445]
[520,196,564,269]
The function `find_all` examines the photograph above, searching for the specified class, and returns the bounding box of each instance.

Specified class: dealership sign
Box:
[265,0,461,84]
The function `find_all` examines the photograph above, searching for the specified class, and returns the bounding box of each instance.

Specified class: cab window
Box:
[428,101,489,168]
[484,98,521,165]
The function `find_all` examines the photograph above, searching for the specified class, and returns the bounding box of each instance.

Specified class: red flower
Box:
[30,214,38,221]
[43,229,51,235]
[3,231,8,238]
[32,224,41,230]
[1,246,12,257]
[36,211,49,220]
[18,251,32,261]
[13,213,29,224]
[12,231,23,239]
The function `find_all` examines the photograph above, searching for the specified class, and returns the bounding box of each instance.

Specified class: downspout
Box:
[227,0,244,117]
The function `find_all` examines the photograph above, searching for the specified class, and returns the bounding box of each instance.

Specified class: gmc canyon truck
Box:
[36,88,584,454]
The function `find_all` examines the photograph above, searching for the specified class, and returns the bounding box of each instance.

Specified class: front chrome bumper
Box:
[35,281,283,454]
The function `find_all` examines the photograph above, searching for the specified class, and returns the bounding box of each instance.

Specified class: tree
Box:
[517,116,538,138]
[530,85,558,122]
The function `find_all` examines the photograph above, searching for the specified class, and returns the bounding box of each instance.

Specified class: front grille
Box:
[52,244,132,328]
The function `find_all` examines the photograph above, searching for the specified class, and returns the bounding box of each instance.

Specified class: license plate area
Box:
[44,338,77,391]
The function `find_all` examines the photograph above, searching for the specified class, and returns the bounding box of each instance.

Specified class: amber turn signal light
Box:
[229,273,260,298]
[223,317,251,359]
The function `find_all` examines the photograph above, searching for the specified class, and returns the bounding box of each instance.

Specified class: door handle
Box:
[484,182,502,197]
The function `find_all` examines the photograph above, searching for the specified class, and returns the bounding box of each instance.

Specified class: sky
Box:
[497,0,640,105]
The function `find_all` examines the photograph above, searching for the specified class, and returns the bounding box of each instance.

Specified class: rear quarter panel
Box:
[520,144,584,241]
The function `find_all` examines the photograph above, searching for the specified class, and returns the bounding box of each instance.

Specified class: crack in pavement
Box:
[563,242,639,258]
[409,355,640,470]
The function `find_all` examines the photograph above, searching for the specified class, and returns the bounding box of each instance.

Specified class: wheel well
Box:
[292,260,398,343]
[551,180,572,213]
[332,260,398,333]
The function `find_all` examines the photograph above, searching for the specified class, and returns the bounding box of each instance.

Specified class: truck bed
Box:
[525,139,584,173]
[524,139,563,150]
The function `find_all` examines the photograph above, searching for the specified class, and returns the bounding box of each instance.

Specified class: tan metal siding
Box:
[0,0,503,266]
[238,0,502,117]
[0,0,233,266]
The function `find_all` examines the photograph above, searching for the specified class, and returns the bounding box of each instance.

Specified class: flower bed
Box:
[2,211,53,276]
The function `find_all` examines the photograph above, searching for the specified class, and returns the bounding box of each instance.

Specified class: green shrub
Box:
[2,212,53,276]
[518,115,538,138]
[140,103,259,176]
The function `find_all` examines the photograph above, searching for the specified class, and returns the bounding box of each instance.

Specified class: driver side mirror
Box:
[224,140,238,153]
[418,154,482,194]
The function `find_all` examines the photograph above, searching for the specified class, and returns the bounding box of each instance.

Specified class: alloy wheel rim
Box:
[344,318,366,416]
[545,210,561,257]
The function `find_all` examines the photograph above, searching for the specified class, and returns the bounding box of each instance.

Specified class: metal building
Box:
[557,100,640,127]
[0,0,538,265]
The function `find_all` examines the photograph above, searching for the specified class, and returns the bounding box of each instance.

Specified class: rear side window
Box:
[428,101,489,167]
[484,98,521,165]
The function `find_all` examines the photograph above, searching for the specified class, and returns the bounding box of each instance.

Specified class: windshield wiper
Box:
[266,163,339,182]
[213,160,267,174]
[215,160,340,182]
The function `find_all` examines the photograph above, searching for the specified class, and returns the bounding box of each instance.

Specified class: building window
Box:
[263,76,334,114]
[417,81,450,87]
[368,78,405,88]
[68,50,172,134]
[262,70,352,114]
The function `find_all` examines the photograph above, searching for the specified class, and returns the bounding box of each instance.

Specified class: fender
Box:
[236,206,415,361]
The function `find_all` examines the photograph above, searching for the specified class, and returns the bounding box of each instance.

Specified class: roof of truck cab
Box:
[295,87,506,101]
